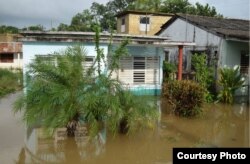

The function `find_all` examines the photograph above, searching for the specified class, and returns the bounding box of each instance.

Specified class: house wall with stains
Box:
[22,41,164,95]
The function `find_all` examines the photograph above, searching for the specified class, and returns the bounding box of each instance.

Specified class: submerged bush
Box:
[0,68,22,97]
[163,61,176,81]
[191,53,214,102]
[162,80,205,117]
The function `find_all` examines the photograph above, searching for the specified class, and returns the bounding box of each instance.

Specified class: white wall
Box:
[160,18,221,46]
[22,42,108,74]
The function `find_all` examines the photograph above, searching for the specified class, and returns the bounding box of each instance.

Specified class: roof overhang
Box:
[225,37,250,43]
[115,10,174,18]
[19,31,195,47]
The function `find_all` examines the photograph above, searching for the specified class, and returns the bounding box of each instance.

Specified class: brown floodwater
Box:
[0,92,249,164]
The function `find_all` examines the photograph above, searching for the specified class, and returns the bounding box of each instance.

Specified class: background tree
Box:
[160,0,222,17]
[161,0,190,14]
[128,0,162,12]
[188,2,222,17]
[22,24,45,31]
[57,23,70,31]
[91,2,116,31]
[54,0,222,32]
[69,10,96,32]
[0,25,19,34]
[107,0,136,13]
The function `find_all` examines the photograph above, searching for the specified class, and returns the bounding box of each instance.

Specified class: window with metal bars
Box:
[133,57,145,83]
[240,52,249,75]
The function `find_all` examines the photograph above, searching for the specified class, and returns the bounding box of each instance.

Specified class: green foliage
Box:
[217,66,245,104]
[0,68,22,97]
[0,25,19,34]
[57,23,70,31]
[108,0,135,12]
[162,80,205,117]
[14,27,158,137]
[160,0,222,17]
[129,0,162,12]
[54,0,221,32]
[22,24,45,31]
[191,53,214,102]
[161,0,190,13]
[163,61,176,81]
[192,2,222,17]
[69,10,97,32]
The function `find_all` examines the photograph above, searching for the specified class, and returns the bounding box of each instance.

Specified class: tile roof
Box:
[156,14,250,40]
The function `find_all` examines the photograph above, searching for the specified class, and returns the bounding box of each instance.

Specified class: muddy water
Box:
[0,92,25,164]
[0,93,249,164]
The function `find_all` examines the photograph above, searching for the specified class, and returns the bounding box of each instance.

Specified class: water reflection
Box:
[15,99,249,164]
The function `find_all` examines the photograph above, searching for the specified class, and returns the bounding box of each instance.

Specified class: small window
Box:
[121,18,125,25]
[83,56,94,71]
[133,57,145,83]
[140,17,150,24]
[139,16,150,32]
[240,52,249,75]
[121,17,126,32]
[0,53,14,63]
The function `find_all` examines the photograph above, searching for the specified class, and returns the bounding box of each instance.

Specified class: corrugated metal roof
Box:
[156,14,250,41]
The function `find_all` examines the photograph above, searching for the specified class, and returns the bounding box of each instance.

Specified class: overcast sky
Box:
[0,0,249,29]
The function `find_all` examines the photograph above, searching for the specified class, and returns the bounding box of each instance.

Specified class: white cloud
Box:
[0,0,109,28]
[188,0,249,19]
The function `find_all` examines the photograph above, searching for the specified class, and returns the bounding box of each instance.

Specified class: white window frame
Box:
[139,16,150,32]
[118,56,159,85]
[121,17,126,33]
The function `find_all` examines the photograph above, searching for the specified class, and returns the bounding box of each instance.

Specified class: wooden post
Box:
[178,45,183,80]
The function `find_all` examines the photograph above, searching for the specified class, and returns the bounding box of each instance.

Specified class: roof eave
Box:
[19,31,196,47]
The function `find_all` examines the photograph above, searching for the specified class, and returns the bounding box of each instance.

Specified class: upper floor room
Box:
[116,10,173,36]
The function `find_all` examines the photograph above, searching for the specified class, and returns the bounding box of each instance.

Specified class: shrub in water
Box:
[162,80,205,117]
[0,68,22,97]
[217,66,244,104]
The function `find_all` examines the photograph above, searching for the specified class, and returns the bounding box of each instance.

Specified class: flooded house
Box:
[19,31,194,95]
[156,14,250,97]
[0,34,23,69]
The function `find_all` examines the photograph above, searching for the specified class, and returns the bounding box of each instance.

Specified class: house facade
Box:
[116,10,173,36]
[156,14,249,95]
[0,34,23,69]
[20,31,194,95]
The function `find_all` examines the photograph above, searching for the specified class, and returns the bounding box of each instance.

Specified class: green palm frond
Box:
[218,66,245,104]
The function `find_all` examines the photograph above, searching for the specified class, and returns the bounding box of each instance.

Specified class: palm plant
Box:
[14,26,158,137]
[217,66,245,104]
[14,46,90,136]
